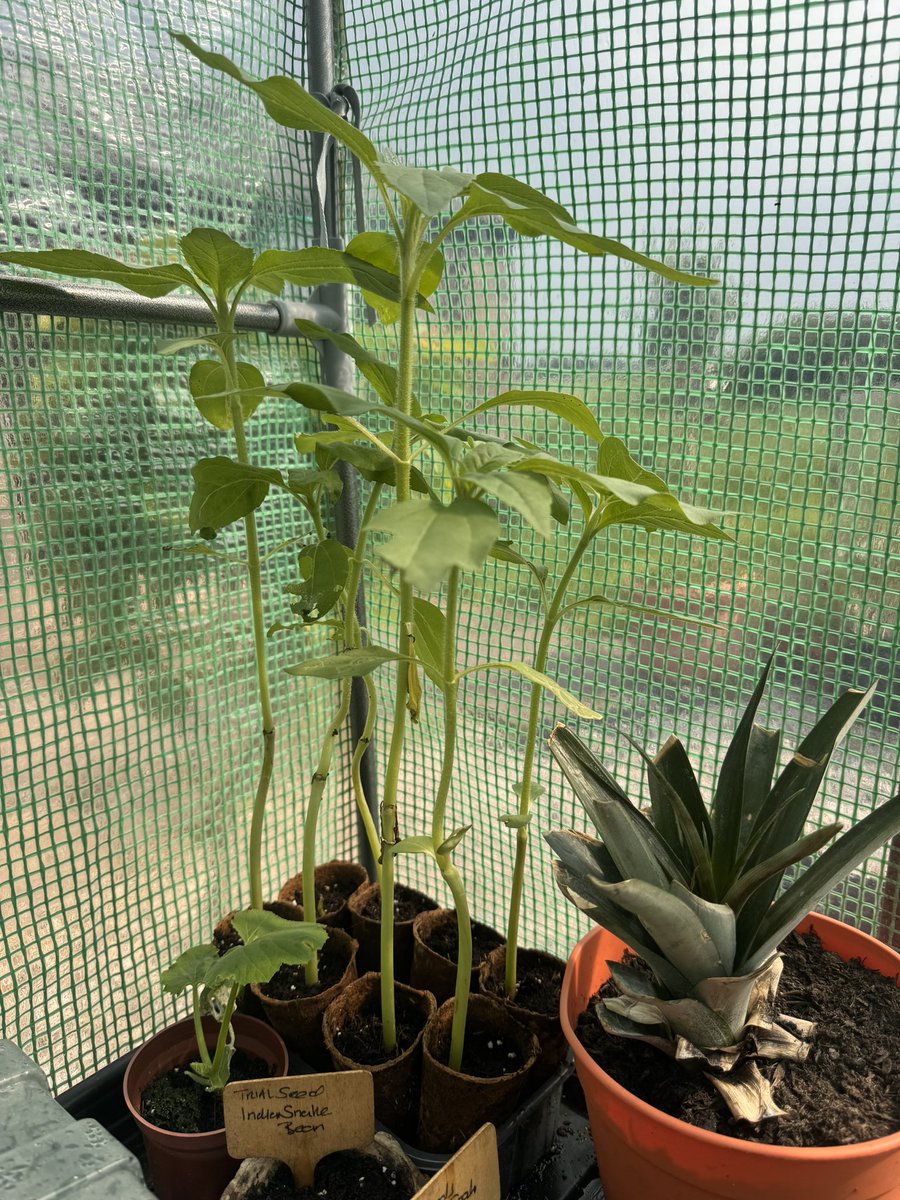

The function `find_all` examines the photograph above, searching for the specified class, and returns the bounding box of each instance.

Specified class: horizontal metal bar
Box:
[0,275,342,334]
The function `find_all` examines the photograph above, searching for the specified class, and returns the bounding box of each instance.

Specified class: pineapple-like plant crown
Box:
[547,659,900,1121]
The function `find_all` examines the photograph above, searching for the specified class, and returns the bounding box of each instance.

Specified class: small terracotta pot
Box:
[479,944,568,1081]
[410,908,505,1004]
[418,993,539,1152]
[123,1014,287,1200]
[214,901,306,1019]
[252,926,358,1069]
[348,881,438,980]
[323,971,436,1141]
[561,913,900,1200]
[277,859,368,930]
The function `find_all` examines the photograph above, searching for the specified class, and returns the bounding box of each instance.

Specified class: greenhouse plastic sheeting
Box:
[1,0,898,1093]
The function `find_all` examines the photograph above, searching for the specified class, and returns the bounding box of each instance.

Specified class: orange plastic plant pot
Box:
[560,913,900,1200]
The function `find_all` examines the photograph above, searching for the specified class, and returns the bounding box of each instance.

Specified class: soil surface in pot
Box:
[283,880,355,917]
[330,990,425,1065]
[577,930,900,1147]
[360,884,437,922]
[140,1050,270,1134]
[452,1025,528,1078]
[242,1155,415,1200]
[425,920,503,967]
[259,937,348,1000]
[509,957,564,1018]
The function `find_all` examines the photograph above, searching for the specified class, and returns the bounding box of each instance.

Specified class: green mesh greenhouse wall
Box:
[1,0,898,1093]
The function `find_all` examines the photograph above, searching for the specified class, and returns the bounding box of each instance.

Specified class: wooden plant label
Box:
[223,1071,374,1186]
[413,1124,501,1200]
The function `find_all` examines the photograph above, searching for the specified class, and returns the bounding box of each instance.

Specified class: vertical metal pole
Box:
[304,0,379,879]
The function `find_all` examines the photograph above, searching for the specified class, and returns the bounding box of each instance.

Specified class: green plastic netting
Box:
[1,0,898,1094]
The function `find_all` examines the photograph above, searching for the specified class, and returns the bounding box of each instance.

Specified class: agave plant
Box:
[546,658,900,1121]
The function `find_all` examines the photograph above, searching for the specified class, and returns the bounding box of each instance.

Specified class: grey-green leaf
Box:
[0,248,200,298]
[285,540,352,623]
[544,829,623,884]
[669,881,736,974]
[188,457,284,533]
[210,910,327,988]
[376,162,474,217]
[172,34,378,166]
[285,646,405,679]
[190,359,266,431]
[180,228,254,295]
[370,498,500,591]
[161,944,219,995]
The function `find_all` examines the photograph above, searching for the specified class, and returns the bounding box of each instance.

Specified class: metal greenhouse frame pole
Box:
[304,0,380,879]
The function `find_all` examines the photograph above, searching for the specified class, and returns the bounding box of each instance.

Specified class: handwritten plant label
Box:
[413,1124,500,1200]
[223,1071,374,1186]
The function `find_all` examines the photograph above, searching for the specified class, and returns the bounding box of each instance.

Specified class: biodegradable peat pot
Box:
[123,1014,287,1200]
[348,881,438,979]
[322,971,436,1141]
[479,944,568,1082]
[213,901,306,1019]
[410,908,505,1003]
[251,926,358,1069]
[418,993,539,1153]
[561,913,900,1200]
[277,859,368,931]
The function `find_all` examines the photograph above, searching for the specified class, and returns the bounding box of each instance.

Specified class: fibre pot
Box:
[348,881,439,979]
[213,900,306,1019]
[251,926,358,1069]
[418,993,539,1153]
[122,1013,288,1200]
[277,859,368,930]
[410,908,504,1004]
[322,971,436,1142]
[561,912,900,1200]
[479,944,568,1082]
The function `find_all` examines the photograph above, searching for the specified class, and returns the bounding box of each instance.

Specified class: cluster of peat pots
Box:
[125,859,570,1200]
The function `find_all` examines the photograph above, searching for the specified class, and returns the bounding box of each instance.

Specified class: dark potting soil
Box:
[260,937,348,1000]
[242,1154,415,1200]
[425,919,504,967]
[331,992,426,1065]
[576,930,900,1147]
[285,880,353,917]
[214,925,241,955]
[360,884,438,923]
[457,1026,527,1079]
[511,958,564,1018]
[139,1050,270,1134]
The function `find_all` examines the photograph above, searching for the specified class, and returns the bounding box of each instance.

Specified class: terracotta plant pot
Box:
[252,926,358,1069]
[410,908,504,1003]
[277,859,368,930]
[418,993,539,1152]
[561,912,900,1200]
[479,944,568,1081]
[122,1013,288,1200]
[213,901,306,1019]
[322,971,436,1141]
[348,880,438,980]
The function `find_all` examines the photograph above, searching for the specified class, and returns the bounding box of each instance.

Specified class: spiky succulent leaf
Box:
[692,956,781,1034]
[669,881,736,973]
[736,682,878,946]
[591,878,727,985]
[724,822,842,914]
[649,734,712,846]
[606,961,664,999]
[552,861,691,994]
[544,828,623,884]
[709,656,774,892]
[740,787,900,971]
[604,993,735,1048]
[548,726,687,889]
[738,725,782,851]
